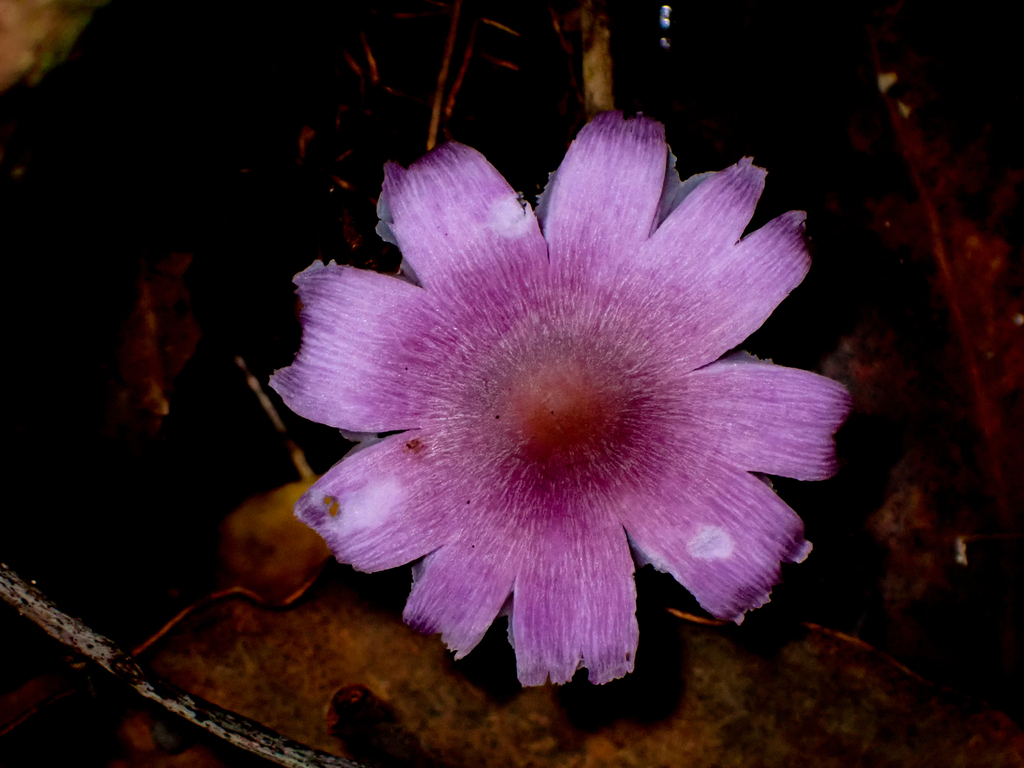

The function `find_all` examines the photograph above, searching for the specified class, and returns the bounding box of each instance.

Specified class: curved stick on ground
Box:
[0,563,366,768]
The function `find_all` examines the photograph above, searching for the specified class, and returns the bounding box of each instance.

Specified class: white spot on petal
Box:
[487,195,533,239]
[339,477,404,532]
[687,526,735,560]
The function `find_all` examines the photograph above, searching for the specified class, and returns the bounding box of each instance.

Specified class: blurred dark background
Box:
[1,0,1021,763]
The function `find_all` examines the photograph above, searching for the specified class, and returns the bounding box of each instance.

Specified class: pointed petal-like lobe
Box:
[653,156,766,248]
[511,510,638,685]
[379,142,549,294]
[295,430,459,572]
[270,262,439,432]
[680,356,851,480]
[539,112,667,277]
[631,162,811,370]
[622,465,809,622]
[403,537,519,659]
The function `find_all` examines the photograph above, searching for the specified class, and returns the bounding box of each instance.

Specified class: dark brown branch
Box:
[0,563,365,768]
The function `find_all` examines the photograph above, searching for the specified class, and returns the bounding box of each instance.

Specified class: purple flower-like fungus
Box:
[271,112,851,686]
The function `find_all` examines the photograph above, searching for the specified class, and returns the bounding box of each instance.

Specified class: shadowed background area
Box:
[1,0,1021,765]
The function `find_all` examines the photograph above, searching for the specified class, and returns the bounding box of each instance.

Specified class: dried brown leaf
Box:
[217,479,331,604]
[103,252,201,446]
[143,574,1024,768]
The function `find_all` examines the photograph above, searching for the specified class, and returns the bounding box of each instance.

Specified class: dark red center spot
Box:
[507,364,613,462]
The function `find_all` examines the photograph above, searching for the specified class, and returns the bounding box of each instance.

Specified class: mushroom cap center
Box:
[506,363,614,462]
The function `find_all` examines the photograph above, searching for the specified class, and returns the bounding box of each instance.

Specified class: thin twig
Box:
[330,174,357,192]
[479,17,520,36]
[392,10,447,19]
[235,355,315,480]
[443,19,478,121]
[801,622,932,686]
[0,672,77,737]
[342,49,366,99]
[359,30,379,86]
[0,564,364,768]
[665,608,729,627]
[666,605,933,686]
[382,85,426,104]
[132,568,326,658]
[427,0,463,151]
[478,51,519,71]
